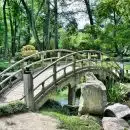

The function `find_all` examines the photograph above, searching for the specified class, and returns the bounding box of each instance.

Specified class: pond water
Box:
[55,96,79,106]
[57,98,79,106]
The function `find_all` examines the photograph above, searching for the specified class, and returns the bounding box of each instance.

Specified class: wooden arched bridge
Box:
[0,49,121,110]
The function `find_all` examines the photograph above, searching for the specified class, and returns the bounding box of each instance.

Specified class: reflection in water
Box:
[57,98,79,106]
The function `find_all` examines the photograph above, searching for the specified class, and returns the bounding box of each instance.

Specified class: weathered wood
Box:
[68,84,76,105]
[0,49,121,107]
[24,68,34,111]
[53,63,57,85]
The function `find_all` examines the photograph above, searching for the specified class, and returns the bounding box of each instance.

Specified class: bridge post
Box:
[68,84,76,105]
[41,53,45,67]
[53,63,57,86]
[58,52,61,58]
[88,52,91,60]
[24,67,34,111]
[72,55,76,73]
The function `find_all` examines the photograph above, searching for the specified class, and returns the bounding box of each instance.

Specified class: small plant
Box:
[0,101,28,117]
[107,83,127,103]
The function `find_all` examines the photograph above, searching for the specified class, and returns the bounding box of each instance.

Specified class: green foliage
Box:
[0,101,28,117]
[0,60,9,71]
[14,52,22,61]
[107,83,127,103]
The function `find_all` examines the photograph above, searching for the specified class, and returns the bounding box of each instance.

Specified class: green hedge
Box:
[0,101,28,117]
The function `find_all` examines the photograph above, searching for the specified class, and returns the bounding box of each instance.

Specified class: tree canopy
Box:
[0,0,129,58]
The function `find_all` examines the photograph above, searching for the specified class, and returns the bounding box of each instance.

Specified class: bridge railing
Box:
[0,49,74,94]
[29,51,120,104]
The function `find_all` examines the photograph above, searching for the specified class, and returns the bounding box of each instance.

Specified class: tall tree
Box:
[54,0,58,49]
[84,0,94,25]
[43,0,51,50]
[21,0,41,50]
[3,0,8,55]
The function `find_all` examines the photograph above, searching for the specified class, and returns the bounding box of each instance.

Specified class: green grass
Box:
[125,64,130,70]
[40,108,101,130]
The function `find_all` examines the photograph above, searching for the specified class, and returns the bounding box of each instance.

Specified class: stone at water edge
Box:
[102,117,130,130]
[78,80,107,115]
[104,103,130,120]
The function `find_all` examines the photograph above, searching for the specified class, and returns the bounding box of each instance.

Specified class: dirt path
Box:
[0,112,60,130]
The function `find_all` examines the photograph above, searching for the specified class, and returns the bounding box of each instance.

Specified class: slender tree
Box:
[3,0,8,55]
[84,0,94,25]
[21,0,41,50]
[54,0,58,49]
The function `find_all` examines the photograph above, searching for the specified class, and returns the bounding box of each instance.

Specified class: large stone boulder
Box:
[104,103,130,120]
[78,79,107,115]
[102,117,130,130]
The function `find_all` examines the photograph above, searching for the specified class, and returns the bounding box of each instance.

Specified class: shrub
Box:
[0,101,28,117]
[21,45,40,61]
[21,45,38,57]
[107,83,127,103]
[43,99,62,110]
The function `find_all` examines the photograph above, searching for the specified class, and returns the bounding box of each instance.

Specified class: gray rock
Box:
[104,103,130,120]
[102,117,130,130]
[78,79,107,115]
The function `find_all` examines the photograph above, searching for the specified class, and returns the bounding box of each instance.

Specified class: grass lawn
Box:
[40,108,101,130]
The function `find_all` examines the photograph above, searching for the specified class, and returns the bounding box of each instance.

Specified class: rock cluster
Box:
[78,72,130,130]
[103,103,130,130]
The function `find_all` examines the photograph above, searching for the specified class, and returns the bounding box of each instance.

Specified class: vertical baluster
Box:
[9,78,12,88]
[41,53,45,67]
[72,54,76,73]
[21,62,25,80]
[53,63,57,85]
[64,67,66,77]
[65,57,68,65]
[42,82,45,92]
[81,60,83,68]
[58,51,61,58]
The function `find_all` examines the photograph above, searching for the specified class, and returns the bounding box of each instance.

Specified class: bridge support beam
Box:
[68,84,76,105]
[24,68,34,111]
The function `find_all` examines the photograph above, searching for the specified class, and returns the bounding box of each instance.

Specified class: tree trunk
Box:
[113,10,119,54]
[54,0,58,49]
[44,0,51,50]
[3,0,8,56]
[21,0,41,50]
[84,0,94,25]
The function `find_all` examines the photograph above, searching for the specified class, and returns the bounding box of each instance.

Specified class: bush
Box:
[0,101,28,117]
[43,99,62,110]
[21,45,39,59]
[107,83,127,103]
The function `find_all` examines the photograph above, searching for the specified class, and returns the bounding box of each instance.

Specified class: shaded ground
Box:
[0,112,60,130]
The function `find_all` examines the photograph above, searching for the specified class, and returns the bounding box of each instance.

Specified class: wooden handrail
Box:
[0,49,121,100]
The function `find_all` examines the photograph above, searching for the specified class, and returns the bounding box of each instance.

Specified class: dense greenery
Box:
[107,83,128,103]
[0,0,129,59]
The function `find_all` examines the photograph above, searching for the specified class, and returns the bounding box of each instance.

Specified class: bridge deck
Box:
[0,66,72,105]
